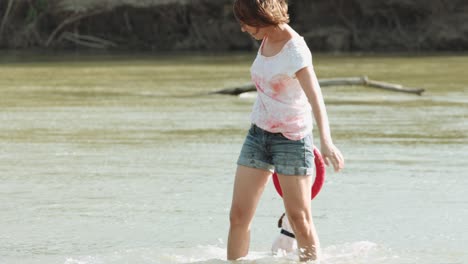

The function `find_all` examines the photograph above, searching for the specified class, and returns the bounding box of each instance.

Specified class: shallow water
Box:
[0,52,467,264]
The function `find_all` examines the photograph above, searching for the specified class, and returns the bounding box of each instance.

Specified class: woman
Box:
[228,0,344,262]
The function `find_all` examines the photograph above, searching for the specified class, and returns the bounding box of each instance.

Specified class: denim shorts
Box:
[237,124,315,176]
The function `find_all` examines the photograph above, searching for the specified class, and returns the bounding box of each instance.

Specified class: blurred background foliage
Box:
[0,0,467,52]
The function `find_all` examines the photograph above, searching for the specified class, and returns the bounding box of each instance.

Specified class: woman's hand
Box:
[320,142,344,172]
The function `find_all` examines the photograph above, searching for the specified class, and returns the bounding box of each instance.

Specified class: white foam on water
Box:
[321,241,406,264]
[62,241,410,264]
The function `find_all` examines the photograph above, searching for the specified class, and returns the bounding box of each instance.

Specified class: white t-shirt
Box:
[250,36,313,140]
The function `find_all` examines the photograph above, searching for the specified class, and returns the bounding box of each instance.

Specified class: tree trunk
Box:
[0,0,15,40]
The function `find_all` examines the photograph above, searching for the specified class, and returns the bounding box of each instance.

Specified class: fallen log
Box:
[60,32,117,49]
[212,76,425,96]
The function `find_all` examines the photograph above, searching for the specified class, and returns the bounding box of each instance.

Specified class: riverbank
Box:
[1,0,467,52]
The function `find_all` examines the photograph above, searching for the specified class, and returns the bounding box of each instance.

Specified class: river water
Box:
[0,52,467,264]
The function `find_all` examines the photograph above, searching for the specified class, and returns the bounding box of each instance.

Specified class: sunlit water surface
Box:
[0,52,467,264]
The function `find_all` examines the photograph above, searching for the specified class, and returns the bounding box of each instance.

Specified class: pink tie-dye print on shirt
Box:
[249,36,313,140]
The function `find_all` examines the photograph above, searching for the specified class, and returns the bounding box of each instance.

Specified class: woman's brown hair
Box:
[233,0,290,27]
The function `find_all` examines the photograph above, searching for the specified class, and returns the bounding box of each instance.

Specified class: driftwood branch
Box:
[212,76,425,96]
[59,32,117,49]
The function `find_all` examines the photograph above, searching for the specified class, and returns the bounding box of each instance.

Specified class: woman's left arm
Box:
[296,66,344,172]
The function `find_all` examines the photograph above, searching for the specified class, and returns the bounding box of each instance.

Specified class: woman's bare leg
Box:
[227,166,271,260]
[278,174,320,262]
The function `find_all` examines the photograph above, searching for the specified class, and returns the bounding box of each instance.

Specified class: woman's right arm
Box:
[296,66,345,172]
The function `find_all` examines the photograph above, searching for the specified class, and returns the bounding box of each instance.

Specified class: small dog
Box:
[271,212,298,255]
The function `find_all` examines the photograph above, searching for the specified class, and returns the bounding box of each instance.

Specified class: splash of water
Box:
[63,241,408,264]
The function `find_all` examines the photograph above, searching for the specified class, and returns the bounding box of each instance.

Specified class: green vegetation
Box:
[0,0,467,52]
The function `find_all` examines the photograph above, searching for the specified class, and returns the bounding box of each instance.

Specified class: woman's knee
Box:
[229,203,253,227]
[287,209,312,234]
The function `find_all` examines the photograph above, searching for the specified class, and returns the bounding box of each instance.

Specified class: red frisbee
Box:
[272,146,326,200]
